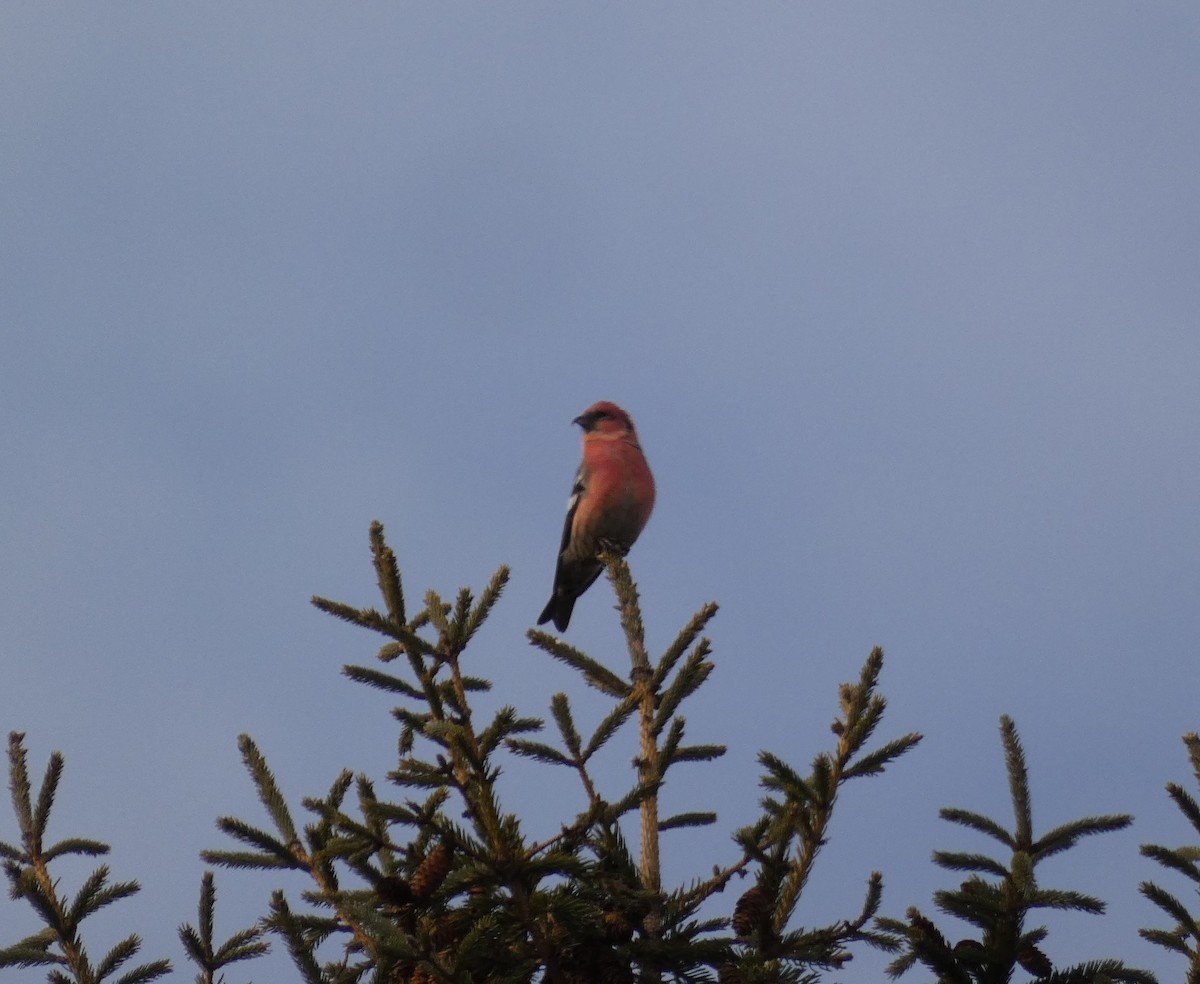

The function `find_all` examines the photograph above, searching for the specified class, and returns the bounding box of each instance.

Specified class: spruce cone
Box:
[602,910,634,944]
[1017,944,1053,977]
[411,840,454,902]
[717,962,743,984]
[732,884,771,938]
[377,875,414,907]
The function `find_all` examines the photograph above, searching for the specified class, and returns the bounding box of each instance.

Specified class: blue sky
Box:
[2,4,1199,980]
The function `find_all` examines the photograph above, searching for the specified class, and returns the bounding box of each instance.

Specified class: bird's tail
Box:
[537,593,574,633]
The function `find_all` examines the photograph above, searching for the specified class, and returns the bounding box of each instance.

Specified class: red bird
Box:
[538,401,656,632]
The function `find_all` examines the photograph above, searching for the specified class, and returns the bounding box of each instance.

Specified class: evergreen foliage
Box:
[0,732,171,984]
[0,522,1192,982]
[204,522,921,983]
[177,871,270,984]
[877,716,1152,983]
[1139,733,1200,982]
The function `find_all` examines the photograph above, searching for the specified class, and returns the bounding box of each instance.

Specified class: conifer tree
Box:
[877,716,1152,984]
[177,871,270,984]
[199,522,920,983]
[1139,732,1200,982]
[6,523,1181,983]
[0,732,172,984]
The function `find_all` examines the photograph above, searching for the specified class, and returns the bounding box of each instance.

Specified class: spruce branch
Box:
[939,807,1015,848]
[652,601,719,692]
[1026,888,1106,914]
[549,692,582,759]
[369,519,405,627]
[667,743,727,765]
[841,733,923,781]
[1140,732,1200,980]
[340,664,425,700]
[715,648,920,979]
[530,547,729,959]
[462,564,510,646]
[207,813,304,871]
[603,550,650,673]
[1034,813,1134,862]
[883,716,1145,983]
[1166,781,1200,837]
[999,714,1033,849]
[1187,732,1200,787]
[66,866,140,926]
[264,892,330,984]
[654,642,714,735]
[1036,959,1156,984]
[582,693,641,762]
[931,851,1010,879]
[659,812,717,831]
[236,734,299,846]
[505,739,575,768]
[759,751,816,805]
[32,752,63,849]
[882,908,967,983]
[770,649,920,937]
[299,526,571,980]
[309,596,400,639]
[94,937,143,983]
[41,839,112,864]
[8,730,44,853]
[1143,842,1200,882]
[631,641,661,901]
[527,630,631,698]
[1,733,171,984]
[207,740,387,970]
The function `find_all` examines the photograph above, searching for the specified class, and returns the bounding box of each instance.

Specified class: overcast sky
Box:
[3,4,1199,981]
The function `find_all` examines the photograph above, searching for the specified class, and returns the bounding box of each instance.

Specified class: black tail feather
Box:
[537,593,575,632]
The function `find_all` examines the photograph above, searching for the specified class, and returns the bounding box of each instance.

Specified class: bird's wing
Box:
[553,465,586,566]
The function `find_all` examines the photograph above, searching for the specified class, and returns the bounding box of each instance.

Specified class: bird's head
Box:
[573,401,636,436]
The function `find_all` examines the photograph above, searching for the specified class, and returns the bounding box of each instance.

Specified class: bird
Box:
[538,401,656,632]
